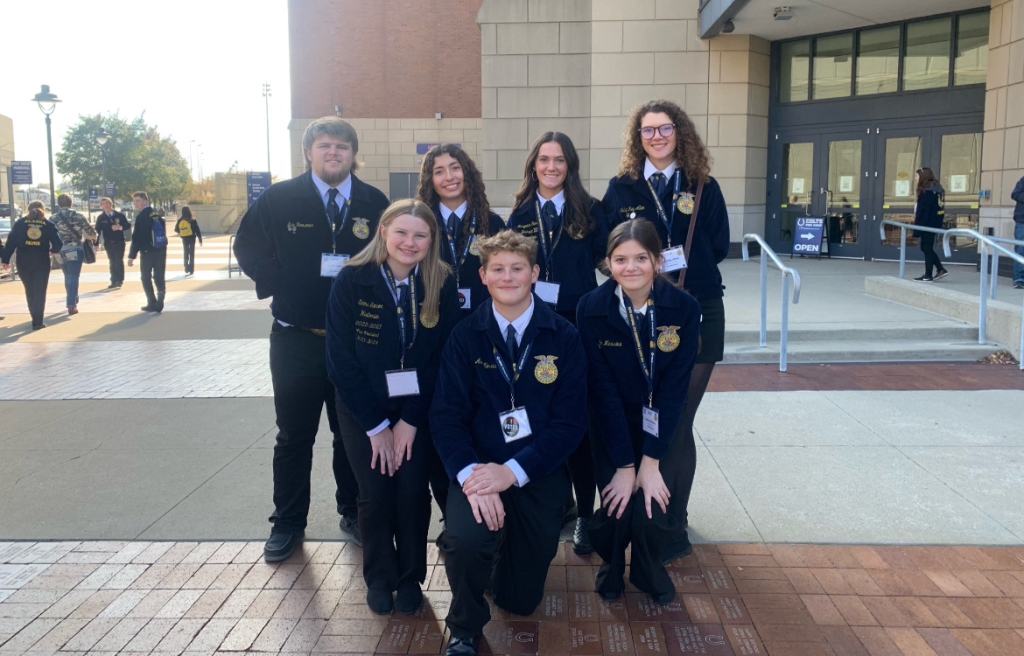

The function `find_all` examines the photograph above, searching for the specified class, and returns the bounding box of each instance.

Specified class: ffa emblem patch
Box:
[657,326,681,352]
[352,218,370,239]
[676,193,695,215]
[420,312,438,329]
[533,355,558,384]
[26,226,42,240]
[287,222,297,234]
[468,236,480,256]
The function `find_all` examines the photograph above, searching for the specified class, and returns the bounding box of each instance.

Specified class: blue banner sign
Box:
[104,182,115,197]
[792,217,825,255]
[88,188,99,200]
[11,161,32,185]
[416,143,460,155]
[246,172,271,207]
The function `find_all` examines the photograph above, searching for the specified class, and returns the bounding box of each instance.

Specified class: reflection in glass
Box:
[883,137,922,206]
[940,133,982,208]
[780,40,810,102]
[904,18,952,91]
[857,27,900,95]
[955,12,989,86]
[945,213,979,248]
[813,34,853,99]
[782,142,814,213]
[827,140,861,245]
[882,212,919,247]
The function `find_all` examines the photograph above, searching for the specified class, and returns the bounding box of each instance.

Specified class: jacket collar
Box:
[585,277,684,330]
[472,295,557,350]
[293,170,370,204]
[351,261,423,313]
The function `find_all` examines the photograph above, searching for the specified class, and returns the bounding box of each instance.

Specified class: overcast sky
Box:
[1,0,293,187]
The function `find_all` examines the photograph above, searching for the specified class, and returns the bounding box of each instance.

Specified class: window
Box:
[903,18,952,91]
[857,26,900,95]
[813,33,853,99]
[780,40,810,102]
[955,13,989,85]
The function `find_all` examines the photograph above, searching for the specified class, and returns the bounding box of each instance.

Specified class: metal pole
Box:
[1019,295,1023,371]
[6,166,14,219]
[780,275,790,372]
[264,87,271,176]
[45,115,56,212]
[101,145,106,191]
[978,242,988,344]
[899,226,907,279]
[759,251,768,347]
[990,250,999,300]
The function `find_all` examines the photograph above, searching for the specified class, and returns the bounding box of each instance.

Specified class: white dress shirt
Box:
[439,200,468,226]
[311,171,352,207]
[643,158,677,182]
[535,189,566,215]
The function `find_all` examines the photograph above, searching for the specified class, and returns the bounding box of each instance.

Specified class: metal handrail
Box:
[941,229,1024,369]
[877,220,950,280]
[967,234,1024,301]
[741,234,802,372]
[228,233,242,278]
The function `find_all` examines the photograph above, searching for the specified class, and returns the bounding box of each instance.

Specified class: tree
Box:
[55,112,190,203]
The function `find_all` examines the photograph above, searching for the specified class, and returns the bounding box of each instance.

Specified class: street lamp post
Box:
[189,140,196,180]
[262,82,272,176]
[94,128,111,192]
[31,85,61,212]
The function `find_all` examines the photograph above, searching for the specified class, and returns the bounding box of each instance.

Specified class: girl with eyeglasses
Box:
[601,99,730,565]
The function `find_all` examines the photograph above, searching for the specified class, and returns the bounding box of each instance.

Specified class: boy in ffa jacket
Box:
[430,230,587,656]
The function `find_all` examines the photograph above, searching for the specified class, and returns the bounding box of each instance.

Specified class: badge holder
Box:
[457,288,472,310]
[499,407,532,443]
[385,369,420,397]
[660,246,687,272]
[642,406,660,438]
[534,280,560,305]
[320,253,349,277]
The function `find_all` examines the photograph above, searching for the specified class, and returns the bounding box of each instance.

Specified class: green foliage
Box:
[55,112,190,203]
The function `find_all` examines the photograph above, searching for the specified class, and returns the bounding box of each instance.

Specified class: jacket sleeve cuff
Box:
[642,434,669,460]
[456,464,477,485]
[366,419,390,437]
[505,459,529,487]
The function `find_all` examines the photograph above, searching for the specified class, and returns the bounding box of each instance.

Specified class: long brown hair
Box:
[916,167,939,197]
[416,144,493,242]
[180,206,193,221]
[346,199,452,325]
[618,100,711,185]
[511,132,596,240]
[27,200,45,220]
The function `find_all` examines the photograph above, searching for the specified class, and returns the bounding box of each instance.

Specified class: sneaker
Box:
[1015,281,1024,290]
[913,275,934,282]
[339,514,363,547]
[933,269,949,280]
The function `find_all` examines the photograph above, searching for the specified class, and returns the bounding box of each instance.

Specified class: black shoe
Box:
[106,283,118,290]
[339,514,363,547]
[264,530,302,562]
[396,582,422,614]
[660,532,693,566]
[562,503,578,527]
[446,635,480,656]
[32,324,46,331]
[652,589,676,605]
[913,275,934,282]
[933,269,949,280]
[141,305,157,312]
[366,589,394,615]
[599,589,623,601]
[1014,281,1024,290]
[572,517,594,555]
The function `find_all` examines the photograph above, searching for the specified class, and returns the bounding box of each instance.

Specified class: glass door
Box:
[821,133,872,258]
[934,129,981,263]
[769,134,819,253]
[871,129,926,260]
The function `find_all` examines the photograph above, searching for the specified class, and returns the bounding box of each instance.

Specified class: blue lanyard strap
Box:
[533,201,564,282]
[493,340,533,408]
[645,172,681,246]
[439,211,477,286]
[330,200,352,254]
[382,262,418,368]
[622,294,656,407]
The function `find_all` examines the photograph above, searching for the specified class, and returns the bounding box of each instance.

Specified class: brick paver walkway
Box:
[709,363,1024,392]
[2,541,1024,655]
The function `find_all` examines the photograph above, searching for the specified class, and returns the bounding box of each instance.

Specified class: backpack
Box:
[177,218,193,237]
[152,217,168,248]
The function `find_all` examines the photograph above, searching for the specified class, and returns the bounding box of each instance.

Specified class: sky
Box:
[1,0,293,188]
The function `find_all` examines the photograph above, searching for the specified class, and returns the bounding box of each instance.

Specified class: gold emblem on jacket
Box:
[352,218,370,239]
[657,326,681,352]
[420,312,438,329]
[468,236,480,256]
[676,193,695,215]
[26,226,42,240]
[534,355,559,384]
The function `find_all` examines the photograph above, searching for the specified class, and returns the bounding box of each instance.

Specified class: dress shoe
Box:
[366,589,394,615]
[264,530,302,562]
[396,582,422,614]
[32,324,46,331]
[446,635,480,656]
[652,589,676,605]
[106,283,119,290]
[599,589,623,601]
[339,514,363,547]
[141,305,157,312]
[660,531,693,566]
[572,517,594,555]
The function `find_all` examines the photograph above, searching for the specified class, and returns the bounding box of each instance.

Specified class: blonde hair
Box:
[476,229,538,269]
[346,199,452,325]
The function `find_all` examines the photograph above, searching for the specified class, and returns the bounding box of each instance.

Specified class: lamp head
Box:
[32,84,61,116]
[94,128,111,146]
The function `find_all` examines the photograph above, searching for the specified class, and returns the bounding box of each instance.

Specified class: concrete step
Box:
[726,323,978,344]
[724,339,998,364]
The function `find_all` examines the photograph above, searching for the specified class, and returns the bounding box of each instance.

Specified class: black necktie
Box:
[397,282,411,345]
[505,324,518,364]
[447,213,459,237]
[327,188,340,227]
[650,172,667,198]
[542,200,559,234]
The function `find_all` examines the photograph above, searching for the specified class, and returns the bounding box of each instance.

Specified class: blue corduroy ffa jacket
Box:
[429,296,587,483]
[576,277,701,465]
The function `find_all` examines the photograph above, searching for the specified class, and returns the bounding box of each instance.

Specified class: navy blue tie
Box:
[505,324,518,363]
[650,172,667,198]
[542,200,559,233]
[327,188,340,227]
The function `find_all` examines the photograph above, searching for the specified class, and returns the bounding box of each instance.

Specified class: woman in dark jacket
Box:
[1,201,62,330]
[505,131,609,556]
[326,198,460,616]
[577,218,700,604]
[602,99,729,563]
[913,167,948,282]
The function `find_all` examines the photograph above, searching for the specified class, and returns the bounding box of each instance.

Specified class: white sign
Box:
[894,180,911,198]
[791,178,805,194]
[839,176,854,193]
[950,175,967,193]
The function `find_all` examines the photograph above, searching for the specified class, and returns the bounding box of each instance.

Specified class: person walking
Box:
[51,193,97,315]
[912,167,948,282]
[1011,174,1024,289]
[95,197,131,289]
[127,192,169,312]
[174,206,203,276]
[1,201,62,330]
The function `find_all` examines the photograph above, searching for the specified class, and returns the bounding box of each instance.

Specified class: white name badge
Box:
[661,247,687,272]
[457,288,472,310]
[534,281,560,305]
[385,369,420,397]
[642,406,660,438]
[320,253,349,277]
[498,407,533,443]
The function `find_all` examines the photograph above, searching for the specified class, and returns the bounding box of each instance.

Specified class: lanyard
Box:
[533,201,564,282]
[645,171,682,246]
[439,211,477,286]
[493,339,533,409]
[329,199,352,254]
[622,293,656,407]
[382,262,418,369]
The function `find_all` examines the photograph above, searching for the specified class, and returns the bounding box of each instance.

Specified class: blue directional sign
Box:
[792,216,825,255]
[246,172,271,207]
[11,161,32,185]
[104,182,115,197]
[88,188,99,201]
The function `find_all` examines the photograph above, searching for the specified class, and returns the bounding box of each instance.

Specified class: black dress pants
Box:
[589,414,682,599]
[337,399,432,592]
[181,237,196,274]
[919,232,943,277]
[556,310,596,520]
[106,241,125,285]
[139,249,166,306]
[441,467,570,640]
[268,323,359,533]
[18,255,50,328]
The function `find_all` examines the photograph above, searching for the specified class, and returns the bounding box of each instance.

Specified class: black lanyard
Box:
[329,200,352,254]
[645,171,681,246]
[439,211,476,286]
[493,338,533,409]
[382,263,418,369]
[622,293,656,407]
[533,201,564,282]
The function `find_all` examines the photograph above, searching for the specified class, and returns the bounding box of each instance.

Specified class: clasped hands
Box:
[601,455,669,520]
[368,419,418,476]
[463,463,516,532]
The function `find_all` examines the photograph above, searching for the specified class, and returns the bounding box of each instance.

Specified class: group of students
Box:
[233,98,729,656]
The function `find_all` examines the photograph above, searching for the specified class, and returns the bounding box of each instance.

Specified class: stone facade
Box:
[0,114,14,206]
